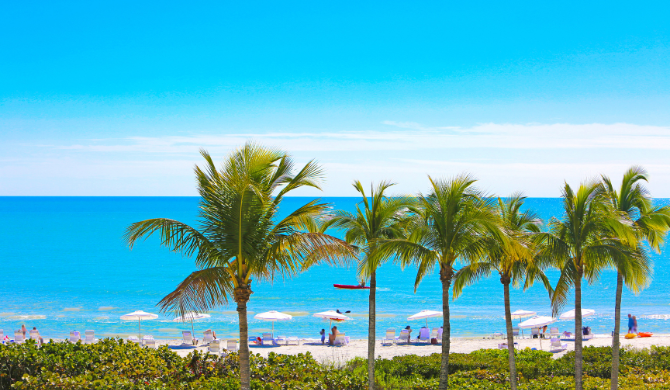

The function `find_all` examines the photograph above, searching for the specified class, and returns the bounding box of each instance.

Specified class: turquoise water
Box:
[2,196,670,341]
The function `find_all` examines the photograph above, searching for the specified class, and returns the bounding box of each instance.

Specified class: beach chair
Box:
[382,329,396,346]
[418,327,431,343]
[397,329,410,344]
[550,327,559,338]
[275,335,287,345]
[84,330,96,344]
[430,328,438,340]
[287,336,299,346]
[562,331,572,338]
[498,342,518,349]
[0,329,4,344]
[226,339,238,352]
[144,337,157,349]
[142,335,155,346]
[208,339,223,354]
[128,336,140,343]
[182,331,193,345]
[69,331,81,343]
[531,328,540,339]
[29,330,40,344]
[550,337,567,352]
[14,331,25,344]
[203,330,214,345]
[437,328,443,342]
[513,327,519,338]
[261,333,276,346]
[334,333,347,346]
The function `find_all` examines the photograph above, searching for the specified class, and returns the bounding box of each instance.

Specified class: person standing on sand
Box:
[320,329,326,344]
[20,324,27,337]
[632,316,638,334]
[628,314,634,333]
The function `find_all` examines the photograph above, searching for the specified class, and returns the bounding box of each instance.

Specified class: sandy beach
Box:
[152,334,670,363]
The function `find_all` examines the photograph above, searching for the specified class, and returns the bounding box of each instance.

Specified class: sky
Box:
[2,1,670,197]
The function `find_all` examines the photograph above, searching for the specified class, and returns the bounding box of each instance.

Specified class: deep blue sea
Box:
[2,197,670,341]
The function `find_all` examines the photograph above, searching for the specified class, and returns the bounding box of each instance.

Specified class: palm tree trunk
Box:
[235,286,253,390]
[367,271,377,390]
[438,266,453,390]
[610,271,623,390]
[503,280,518,390]
[575,276,583,390]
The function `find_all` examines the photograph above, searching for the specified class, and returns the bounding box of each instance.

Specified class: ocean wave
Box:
[284,311,309,317]
[641,314,670,320]
[9,315,47,320]
[63,307,81,312]
[98,306,115,311]
[376,288,391,291]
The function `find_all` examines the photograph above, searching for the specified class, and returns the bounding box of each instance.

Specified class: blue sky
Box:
[2,1,670,196]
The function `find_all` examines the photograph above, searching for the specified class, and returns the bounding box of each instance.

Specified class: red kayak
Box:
[333,284,370,290]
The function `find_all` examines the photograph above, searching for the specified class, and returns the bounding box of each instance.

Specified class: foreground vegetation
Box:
[5,339,670,389]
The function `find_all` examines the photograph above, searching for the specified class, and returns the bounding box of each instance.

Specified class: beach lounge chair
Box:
[531,328,540,339]
[208,339,223,354]
[203,330,214,345]
[287,336,299,346]
[142,335,154,346]
[14,331,25,344]
[334,333,347,346]
[550,327,560,338]
[84,330,96,344]
[144,337,157,349]
[498,342,518,349]
[0,329,3,344]
[418,327,431,343]
[513,327,519,338]
[128,336,140,343]
[398,329,410,344]
[437,327,443,342]
[226,339,238,352]
[276,335,287,345]
[550,337,567,352]
[261,333,276,346]
[430,328,438,339]
[29,330,41,345]
[382,329,396,346]
[182,331,194,345]
[69,331,80,343]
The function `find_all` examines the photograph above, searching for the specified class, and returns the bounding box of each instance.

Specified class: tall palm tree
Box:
[601,167,670,390]
[124,144,354,390]
[325,181,414,390]
[453,194,552,390]
[538,181,636,390]
[374,174,504,389]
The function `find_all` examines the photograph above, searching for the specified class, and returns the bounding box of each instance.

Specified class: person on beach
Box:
[207,329,217,339]
[632,316,638,334]
[31,327,44,344]
[542,325,548,338]
[328,326,339,345]
[405,325,412,339]
[320,329,326,344]
[21,324,27,337]
[628,314,634,333]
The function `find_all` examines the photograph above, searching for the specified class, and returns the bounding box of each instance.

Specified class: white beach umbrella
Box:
[511,309,536,320]
[313,310,352,328]
[173,312,212,335]
[559,309,595,321]
[254,311,293,336]
[120,310,158,338]
[408,310,443,327]
[518,315,557,350]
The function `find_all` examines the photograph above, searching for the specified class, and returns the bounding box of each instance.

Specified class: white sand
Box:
[160,334,670,364]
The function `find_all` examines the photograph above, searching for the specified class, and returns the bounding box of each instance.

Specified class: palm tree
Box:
[538,181,637,390]
[453,194,552,390]
[373,174,504,389]
[325,181,414,390]
[124,144,354,390]
[601,167,670,390]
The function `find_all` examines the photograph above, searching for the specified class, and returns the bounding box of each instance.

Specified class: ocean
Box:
[2,196,670,341]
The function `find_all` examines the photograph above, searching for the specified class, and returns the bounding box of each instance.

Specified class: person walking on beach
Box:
[628,314,634,333]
